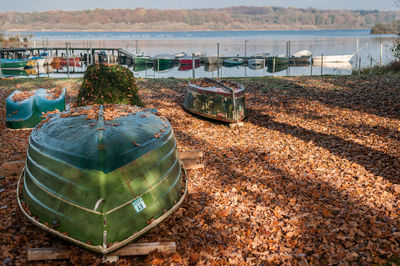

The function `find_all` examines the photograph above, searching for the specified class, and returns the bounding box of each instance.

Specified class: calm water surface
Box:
[3,29,397,78]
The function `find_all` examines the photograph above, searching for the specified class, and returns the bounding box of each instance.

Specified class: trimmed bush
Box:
[77,64,143,106]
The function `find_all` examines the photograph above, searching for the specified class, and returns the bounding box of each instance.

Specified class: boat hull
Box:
[223,59,244,67]
[6,88,66,129]
[184,80,246,123]
[312,55,353,63]
[19,106,185,254]
[0,59,28,69]
[134,57,152,65]
[179,58,200,65]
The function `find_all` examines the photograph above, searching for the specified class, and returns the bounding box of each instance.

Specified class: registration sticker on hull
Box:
[132,197,147,213]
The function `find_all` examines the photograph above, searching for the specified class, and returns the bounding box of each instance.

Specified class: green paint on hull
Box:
[22,105,184,252]
[134,57,152,65]
[1,59,28,69]
[6,88,66,129]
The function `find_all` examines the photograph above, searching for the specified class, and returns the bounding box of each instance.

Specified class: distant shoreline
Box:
[5,28,370,33]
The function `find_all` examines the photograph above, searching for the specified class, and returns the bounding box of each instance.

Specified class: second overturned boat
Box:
[184,78,246,123]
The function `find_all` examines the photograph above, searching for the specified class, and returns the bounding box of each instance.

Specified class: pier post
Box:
[263,58,265,76]
[244,40,249,58]
[356,39,359,69]
[380,43,383,67]
[192,53,195,79]
[217,43,220,79]
[66,42,70,76]
[273,58,276,73]
[358,57,361,76]
[320,54,323,76]
[370,57,373,75]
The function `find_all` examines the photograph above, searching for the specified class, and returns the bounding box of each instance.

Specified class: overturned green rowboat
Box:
[183,78,245,123]
[17,105,186,254]
[6,88,66,129]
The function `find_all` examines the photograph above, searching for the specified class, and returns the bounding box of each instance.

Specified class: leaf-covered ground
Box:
[0,75,399,264]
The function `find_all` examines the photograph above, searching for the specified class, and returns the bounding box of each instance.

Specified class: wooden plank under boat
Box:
[183,78,246,123]
[18,105,186,254]
[6,88,66,129]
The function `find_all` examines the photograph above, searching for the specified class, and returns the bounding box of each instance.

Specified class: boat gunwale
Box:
[187,82,245,97]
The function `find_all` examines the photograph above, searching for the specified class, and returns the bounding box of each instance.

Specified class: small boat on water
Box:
[18,105,186,254]
[1,69,29,77]
[133,63,153,72]
[312,54,353,63]
[267,62,288,73]
[248,58,265,66]
[178,62,200,71]
[173,52,187,58]
[289,50,312,64]
[153,54,175,66]
[184,78,246,123]
[251,52,270,58]
[133,55,153,65]
[0,58,29,69]
[312,61,352,69]
[6,88,66,129]
[25,59,37,69]
[179,56,200,65]
[266,55,289,65]
[204,63,221,72]
[223,58,244,67]
[55,57,81,67]
[203,56,221,65]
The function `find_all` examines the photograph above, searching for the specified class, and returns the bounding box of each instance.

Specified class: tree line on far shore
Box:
[0,6,399,31]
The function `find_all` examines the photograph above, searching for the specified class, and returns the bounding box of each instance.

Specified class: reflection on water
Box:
[0,61,362,78]
[1,29,396,78]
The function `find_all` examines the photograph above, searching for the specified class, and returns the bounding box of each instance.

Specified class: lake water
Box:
[3,29,397,78]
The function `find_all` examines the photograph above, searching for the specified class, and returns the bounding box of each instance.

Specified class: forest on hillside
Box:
[0,6,399,31]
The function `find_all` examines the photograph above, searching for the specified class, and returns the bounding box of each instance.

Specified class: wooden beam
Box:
[111,242,176,256]
[181,159,204,170]
[27,242,176,261]
[28,247,71,261]
[0,160,24,176]
[178,151,203,160]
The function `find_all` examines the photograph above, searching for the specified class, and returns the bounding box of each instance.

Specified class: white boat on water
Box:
[251,53,270,58]
[173,52,187,58]
[312,62,352,69]
[248,58,265,65]
[292,50,312,58]
[312,54,354,63]
[204,56,221,65]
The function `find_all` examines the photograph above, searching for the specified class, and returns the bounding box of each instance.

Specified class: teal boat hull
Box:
[19,105,185,254]
[1,59,29,69]
[6,88,66,129]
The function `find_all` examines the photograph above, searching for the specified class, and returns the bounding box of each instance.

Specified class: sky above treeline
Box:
[0,0,397,12]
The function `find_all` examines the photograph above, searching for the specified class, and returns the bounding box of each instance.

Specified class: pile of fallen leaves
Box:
[11,91,35,102]
[190,79,242,92]
[0,75,399,264]
[77,64,143,107]
[45,88,63,100]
